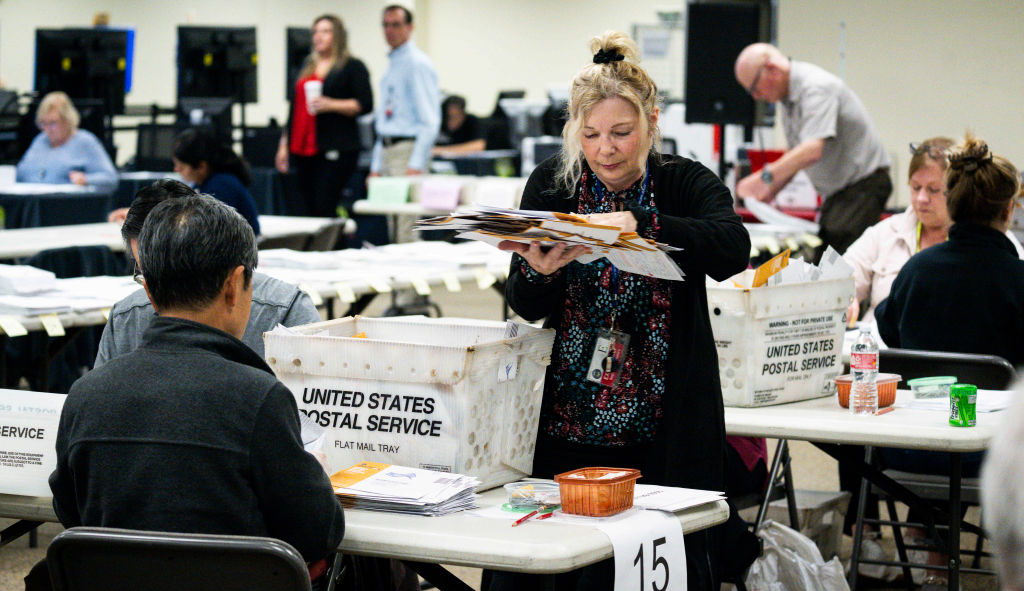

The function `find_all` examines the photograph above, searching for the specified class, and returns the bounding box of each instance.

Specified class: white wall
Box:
[2,0,1022,200]
[0,0,408,164]
[419,0,679,114]
[777,0,1024,205]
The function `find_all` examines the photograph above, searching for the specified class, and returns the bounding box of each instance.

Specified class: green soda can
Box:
[949,384,977,427]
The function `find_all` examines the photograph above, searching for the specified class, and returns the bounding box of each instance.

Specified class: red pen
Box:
[512,509,539,527]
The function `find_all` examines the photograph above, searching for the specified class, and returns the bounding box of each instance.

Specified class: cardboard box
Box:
[264,316,555,490]
[708,274,853,407]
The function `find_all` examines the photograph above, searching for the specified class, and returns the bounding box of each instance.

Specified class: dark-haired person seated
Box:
[432,94,512,157]
[172,127,262,234]
[45,195,344,588]
[95,180,320,366]
[874,133,1024,588]
[108,128,261,234]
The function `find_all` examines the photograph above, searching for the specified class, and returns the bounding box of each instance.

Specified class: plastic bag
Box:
[744,520,850,591]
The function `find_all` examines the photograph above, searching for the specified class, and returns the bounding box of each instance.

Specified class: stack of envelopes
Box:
[330,461,480,517]
[415,205,685,281]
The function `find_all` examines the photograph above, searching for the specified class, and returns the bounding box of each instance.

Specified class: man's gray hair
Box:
[981,379,1024,590]
[137,194,258,311]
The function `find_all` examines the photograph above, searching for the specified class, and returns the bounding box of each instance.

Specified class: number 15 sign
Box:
[591,508,687,591]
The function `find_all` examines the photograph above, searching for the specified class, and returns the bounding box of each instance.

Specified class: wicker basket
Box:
[554,467,641,517]
[835,373,901,408]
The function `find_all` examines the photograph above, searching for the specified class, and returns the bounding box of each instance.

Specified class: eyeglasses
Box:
[37,118,62,130]
[746,61,767,96]
[132,265,145,286]
[909,142,948,160]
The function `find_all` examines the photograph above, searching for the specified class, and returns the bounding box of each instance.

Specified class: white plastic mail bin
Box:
[708,275,853,407]
[264,316,555,490]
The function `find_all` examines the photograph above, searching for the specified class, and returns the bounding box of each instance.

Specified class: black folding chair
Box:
[47,527,312,591]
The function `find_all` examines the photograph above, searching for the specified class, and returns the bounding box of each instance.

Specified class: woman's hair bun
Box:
[589,31,640,64]
[948,134,993,173]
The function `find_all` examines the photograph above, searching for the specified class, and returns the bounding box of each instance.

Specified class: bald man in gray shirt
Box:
[735,43,891,259]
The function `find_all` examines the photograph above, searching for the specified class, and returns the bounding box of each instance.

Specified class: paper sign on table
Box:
[442,273,462,292]
[39,313,65,337]
[586,508,686,591]
[334,282,357,303]
[367,177,412,205]
[471,179,520,209]
[0,315,27,337]
[0,389,66,496]
[299,283,324,306]
[418,178,462,210]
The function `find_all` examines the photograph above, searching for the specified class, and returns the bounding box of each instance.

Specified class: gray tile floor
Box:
[0,287,1000,590]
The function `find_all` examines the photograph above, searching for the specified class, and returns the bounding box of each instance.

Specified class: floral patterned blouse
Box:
[517,164,674,446]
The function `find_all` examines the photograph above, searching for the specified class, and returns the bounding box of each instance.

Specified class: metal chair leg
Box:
[848,446,875,590]
[886,496,914,590]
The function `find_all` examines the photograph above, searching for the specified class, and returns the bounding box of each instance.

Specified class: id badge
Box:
[586,328,630,388]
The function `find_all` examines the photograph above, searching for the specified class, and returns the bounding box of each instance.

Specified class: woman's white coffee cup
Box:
[304,80,323,115]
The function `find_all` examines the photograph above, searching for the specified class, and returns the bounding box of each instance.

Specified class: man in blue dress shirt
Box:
[370,4,440,178]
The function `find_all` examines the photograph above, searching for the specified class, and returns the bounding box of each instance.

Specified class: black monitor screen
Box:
[177,26,257,104]
[35,28,129,115]
[177,97,233,142]
[286,27,312,102]
[135,123,177,172]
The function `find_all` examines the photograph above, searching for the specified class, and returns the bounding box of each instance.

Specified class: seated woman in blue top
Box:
[874,133,1024,586]
[171,127,261,235]
[16,91,118,192]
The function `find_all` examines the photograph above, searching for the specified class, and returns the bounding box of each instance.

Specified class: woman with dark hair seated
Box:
[875,133,1024,589]
[171,127,261,235]
[108,128,262,234]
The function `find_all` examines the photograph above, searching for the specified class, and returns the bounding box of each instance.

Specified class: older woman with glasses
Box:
[844,137,1024,326]
[16,91,117,192]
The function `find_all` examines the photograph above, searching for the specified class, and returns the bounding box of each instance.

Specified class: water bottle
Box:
[850,325,879,415]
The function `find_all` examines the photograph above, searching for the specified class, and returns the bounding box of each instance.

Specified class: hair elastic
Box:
[593,49,624,64]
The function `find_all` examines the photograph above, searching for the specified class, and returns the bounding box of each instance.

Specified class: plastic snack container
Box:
[835,373,901,408]
[503,482,561,509]
[554,467,641,517]
[907,376,957,400]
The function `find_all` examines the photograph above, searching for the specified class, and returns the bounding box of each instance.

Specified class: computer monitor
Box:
[177,26,257,104]
[490,90,526,119]
[177,97,233,143]
[34,28,130,115]
[286,27,312,101]
[135,123,178,172]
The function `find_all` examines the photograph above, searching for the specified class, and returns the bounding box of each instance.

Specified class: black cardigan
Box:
[506,154,751,493]
[876,222,1024,367]
[286,57,374,154]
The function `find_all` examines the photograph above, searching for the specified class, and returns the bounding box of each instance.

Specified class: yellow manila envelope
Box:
[752,249,791,287]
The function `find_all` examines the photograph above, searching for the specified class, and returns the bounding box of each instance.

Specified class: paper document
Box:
[330,461,480,516]
[896,389,1015,413]
[743,197,820,234]
[418,206,685,281]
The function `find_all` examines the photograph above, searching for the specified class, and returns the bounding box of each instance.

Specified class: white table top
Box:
[0,216,335,260]
[725,390,994,452]
[0,487,728,574]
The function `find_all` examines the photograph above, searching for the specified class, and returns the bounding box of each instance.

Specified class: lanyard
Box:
[592,168,652,210]
[592,169,651,329]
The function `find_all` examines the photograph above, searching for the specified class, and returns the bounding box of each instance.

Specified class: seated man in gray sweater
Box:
[94,179,320,367]
[48,195,344,582]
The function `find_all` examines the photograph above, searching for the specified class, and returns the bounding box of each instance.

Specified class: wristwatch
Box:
[760,167,774,185]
